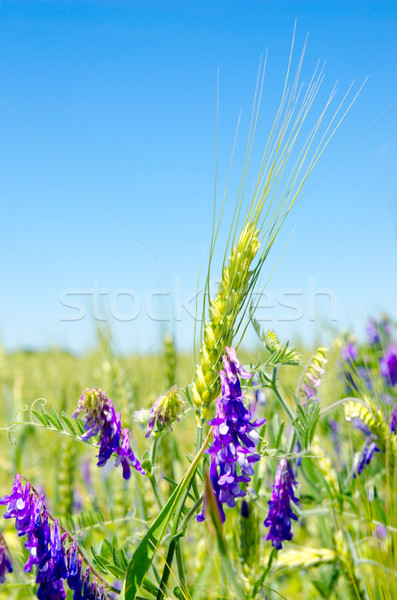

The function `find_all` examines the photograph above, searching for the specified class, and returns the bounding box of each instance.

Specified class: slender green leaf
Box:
[60,411,78,437]
[122,430,212,600]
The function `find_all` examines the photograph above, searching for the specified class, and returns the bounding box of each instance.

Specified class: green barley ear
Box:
[191,35,360,420]
[334,530,366,600]
[274,546,336,574]
[191,222,260,414]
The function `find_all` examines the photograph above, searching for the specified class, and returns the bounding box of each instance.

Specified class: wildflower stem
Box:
[288,430,297,454]
[156,427,213,600]
[147,437,164,509]
[271,368,295,423]
[177,495,204,535]
[175,541,187,596]
[148,473,164,510]
[319,397,368,417]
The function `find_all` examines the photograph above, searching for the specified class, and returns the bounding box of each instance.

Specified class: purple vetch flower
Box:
[81,458,92,488]
[0,543,13,583]
[354,440,380,477]
[145,386,184,438]
[375,524,387,540]
[294,438,302,469]
[341,342,358,364]
[352,418,372,437]
[344,365,373,395]
[391,404,397,434]
[380,345,397,387]
[367,315,392,346]
[367,318,381,345]
[241,499,250,519]
[197,347,265,523]
[264,459,299,550]
[36,579,66,600]
[298,348,327,405]
[328,419,341,457]
[0,475,111,599]
[114,428,145,480]
[73,388,144,479]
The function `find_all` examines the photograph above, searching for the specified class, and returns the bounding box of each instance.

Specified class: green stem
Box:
[148,437,164,509]
[319,397,368,417]
[288,429,297,454]
[175,540,187,596]
[271,368,295,423]
[271,368,297,453]
[148,474,164,510]
[156,425,209,600]
[177,495,204,535]
[150,436,159,465]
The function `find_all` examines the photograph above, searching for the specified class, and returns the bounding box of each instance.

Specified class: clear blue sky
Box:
[0,1,396,354]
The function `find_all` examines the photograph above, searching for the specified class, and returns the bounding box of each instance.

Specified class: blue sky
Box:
[0,1,396,354]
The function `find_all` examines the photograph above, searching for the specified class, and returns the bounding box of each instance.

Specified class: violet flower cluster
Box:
[0,474,109,599]
[197,347,265,523]
[299,348,328,405]
[73,388,145,479]
[341,342,358,364]
[0,542,12,584]
[391,404,397,434]
[380,345,397,388]
[354,440,380,478]
[367,315,392,346]
[339,341,373,395]
[145,386,184,438]
[264,459,299,550]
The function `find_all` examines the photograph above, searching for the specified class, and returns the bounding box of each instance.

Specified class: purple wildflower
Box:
[341,342,358,364]
[241,499,250,519]
[0,475,110,599]
[352,418,372,437]
[354,440,380,477]
[197,347,265,523]
[114,428,145,480]
[294,438,302,469]
[367,315,392,346]
[375,524,387,540]
[391,404,397,434]
[73,388,144,479]
[367,318,381,345]
[264,459,299,550]
[298,348,327,405]
[328,419,341,457]
[380,345,397,387]
[344,365,373,395]
[0,543,13,583]
[145,386,184,438]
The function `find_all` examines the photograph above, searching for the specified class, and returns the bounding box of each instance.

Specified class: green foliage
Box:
[293,400,321,450]
[252,316,302,368]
